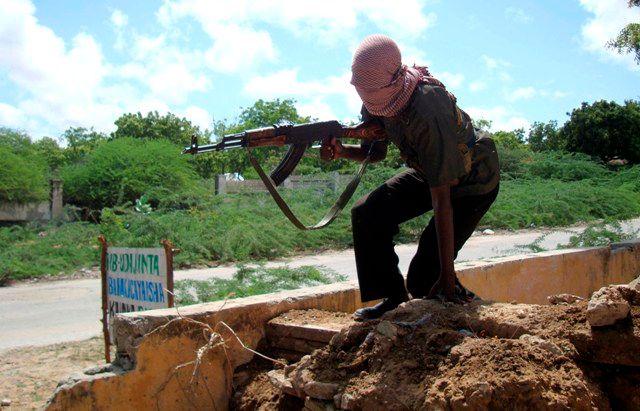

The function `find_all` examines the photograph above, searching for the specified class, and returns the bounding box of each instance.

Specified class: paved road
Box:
[1,219,639,352]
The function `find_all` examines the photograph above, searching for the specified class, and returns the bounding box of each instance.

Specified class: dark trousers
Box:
[351,168,499,302]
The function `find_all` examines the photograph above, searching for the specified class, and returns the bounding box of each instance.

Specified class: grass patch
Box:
[0,222,100,281]
[174,264,347,305]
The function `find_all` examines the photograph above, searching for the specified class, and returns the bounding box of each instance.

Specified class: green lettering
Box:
[141,254,148,275]
[153,255,160,276]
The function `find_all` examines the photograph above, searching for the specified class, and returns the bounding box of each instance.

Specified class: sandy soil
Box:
[0,337,110,410]
[234,297,640,410]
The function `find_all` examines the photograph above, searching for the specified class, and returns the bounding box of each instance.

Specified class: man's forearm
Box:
[337,142,387,163]
[431,184,456,284]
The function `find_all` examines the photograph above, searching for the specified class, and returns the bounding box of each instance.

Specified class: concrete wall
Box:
[46,241,640,410]
[215,172,342,194]
[0,179,63,222]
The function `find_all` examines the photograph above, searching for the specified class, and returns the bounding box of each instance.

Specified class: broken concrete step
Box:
[266,309,355,355]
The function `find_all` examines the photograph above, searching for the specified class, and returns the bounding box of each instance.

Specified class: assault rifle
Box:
[183,120,386,230]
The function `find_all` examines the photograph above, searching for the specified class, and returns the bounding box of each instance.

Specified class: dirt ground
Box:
[233,296,640,410]
[0,337,109,410]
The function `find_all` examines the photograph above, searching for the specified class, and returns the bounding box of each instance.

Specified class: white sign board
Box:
[106,247,170,316]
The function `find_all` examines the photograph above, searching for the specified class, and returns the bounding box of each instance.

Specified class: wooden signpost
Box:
[98,236,175,363]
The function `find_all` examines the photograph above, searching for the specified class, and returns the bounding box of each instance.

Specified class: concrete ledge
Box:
[46,242,640,410]
[458,240,640,304]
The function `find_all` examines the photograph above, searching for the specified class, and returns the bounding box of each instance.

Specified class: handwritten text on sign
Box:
[106,247,168,316]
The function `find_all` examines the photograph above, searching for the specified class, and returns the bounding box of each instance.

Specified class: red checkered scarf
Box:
[351,34,450,117]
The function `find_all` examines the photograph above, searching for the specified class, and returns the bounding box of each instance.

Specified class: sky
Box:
[0,0,639,140]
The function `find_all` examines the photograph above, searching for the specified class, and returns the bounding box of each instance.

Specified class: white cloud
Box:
[242,69,362,121]
[203,24,276,73]
[110,9,129,50]
[158,0,436,54]
[469,81,487,92]
[243,69,349,97]
[0,0,214,137]
[506,86,537,102]
[505,7,532,24]
[579,0,640,70]
[181,106,212,131]
[466,106,530,132]
[434,71,464,89]
[481,55,511,71]
[296,98,339,122]
[0,102,25,128]
[111,9,128,28]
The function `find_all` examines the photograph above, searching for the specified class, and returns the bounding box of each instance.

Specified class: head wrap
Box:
[351,34,448,117]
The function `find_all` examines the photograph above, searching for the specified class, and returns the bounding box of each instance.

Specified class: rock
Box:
[587,286,631,327]
[482,229,495,235]
[613,285,640,306]
[548,294,584,305]
[291,368,315,397]
[519,334,563,356]
[467,382,493,408]
[267,369,297,396]
[340,393,358,410]
[1,399,11,407]
[232,371,250,389]
[304,381,340,400]
[304,397,334,411]
[375,321,398,339]
[629,276,640,291]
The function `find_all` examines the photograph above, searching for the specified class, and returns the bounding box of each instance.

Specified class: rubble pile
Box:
[233,280,640,410]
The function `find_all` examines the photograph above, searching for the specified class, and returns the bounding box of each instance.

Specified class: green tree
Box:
[0,127,32,153]
[61,127,108,163]
[492,128,526,149]
[559,100,640,163]
[112,111,211,146]
[32,137,67,172]
[608,1,640,64]
[0,129,49,203]
[472,118,492,133]
[528,120,562,152]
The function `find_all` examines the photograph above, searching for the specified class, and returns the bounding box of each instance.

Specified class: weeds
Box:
[174,265,347,305]
[559,221,640,248]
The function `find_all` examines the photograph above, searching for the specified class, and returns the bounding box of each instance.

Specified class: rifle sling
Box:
[247,147,373,230]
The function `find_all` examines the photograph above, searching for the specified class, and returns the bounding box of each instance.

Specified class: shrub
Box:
[0,145,49,203]
[61,138,202,211]
[523,151,609,181]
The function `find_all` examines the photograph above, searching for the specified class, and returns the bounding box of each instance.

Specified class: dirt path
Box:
[0,337,111,410]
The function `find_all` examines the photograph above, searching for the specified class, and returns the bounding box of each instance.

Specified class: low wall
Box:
[0,202,51,221]
[46,241,640,410]
[215,172,344,194]
[0,180,63,222]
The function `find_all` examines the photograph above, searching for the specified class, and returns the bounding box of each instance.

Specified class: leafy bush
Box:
[61,138,203,210]
[523,151,609,181]
[0,145,49,203]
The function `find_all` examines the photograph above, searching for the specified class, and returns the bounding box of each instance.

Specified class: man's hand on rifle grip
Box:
[320,136,344,161]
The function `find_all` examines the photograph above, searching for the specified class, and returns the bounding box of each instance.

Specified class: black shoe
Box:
[353,295,409,321]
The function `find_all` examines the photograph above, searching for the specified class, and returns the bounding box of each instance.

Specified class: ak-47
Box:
[182,120,386,230]
[182,120,385,186]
